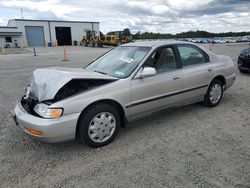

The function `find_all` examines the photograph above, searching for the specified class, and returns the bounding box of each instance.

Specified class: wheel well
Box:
[75,99,126,139]
[212,75,226,87]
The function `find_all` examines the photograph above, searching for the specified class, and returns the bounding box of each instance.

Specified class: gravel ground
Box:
[0,44,249,188]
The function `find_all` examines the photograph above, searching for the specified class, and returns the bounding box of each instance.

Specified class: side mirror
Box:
[138,67,157,79]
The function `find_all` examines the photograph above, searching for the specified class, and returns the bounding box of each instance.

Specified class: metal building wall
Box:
[3,19,100,47]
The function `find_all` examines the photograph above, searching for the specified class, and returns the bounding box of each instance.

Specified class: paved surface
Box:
[0,44,249,187]
[1,47,31,55]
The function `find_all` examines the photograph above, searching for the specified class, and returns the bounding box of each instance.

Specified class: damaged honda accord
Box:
[12,41,237,147]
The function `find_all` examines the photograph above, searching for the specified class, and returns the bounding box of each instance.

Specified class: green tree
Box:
[123,28,131,36]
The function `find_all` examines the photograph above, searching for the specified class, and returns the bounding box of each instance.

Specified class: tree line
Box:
[101,29,250,39]
[132,30,250,39]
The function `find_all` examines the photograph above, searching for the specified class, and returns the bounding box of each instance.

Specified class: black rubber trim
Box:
[126,84,208,108]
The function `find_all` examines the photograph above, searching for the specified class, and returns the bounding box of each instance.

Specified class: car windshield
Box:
[86,46,151,78]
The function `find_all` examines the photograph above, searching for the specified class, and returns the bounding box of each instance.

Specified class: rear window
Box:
[177,45,209,67]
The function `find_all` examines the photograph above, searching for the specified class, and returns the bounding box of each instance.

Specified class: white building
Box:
[0,19,100,48]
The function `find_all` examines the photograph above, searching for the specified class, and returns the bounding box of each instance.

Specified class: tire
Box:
[203,79,223,107]
[78,103,120,147]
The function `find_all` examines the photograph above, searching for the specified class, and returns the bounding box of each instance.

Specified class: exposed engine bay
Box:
[53,79,115,102]
[21,78,116,116]
[20,67,118,116]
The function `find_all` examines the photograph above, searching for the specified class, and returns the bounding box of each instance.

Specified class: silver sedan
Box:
[12,41,237,147]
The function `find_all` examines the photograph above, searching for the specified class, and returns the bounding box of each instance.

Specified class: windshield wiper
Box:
[94,70,108,75]
[93,70,119,79]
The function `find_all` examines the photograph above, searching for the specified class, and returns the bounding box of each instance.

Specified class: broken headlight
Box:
[34,103,63,119]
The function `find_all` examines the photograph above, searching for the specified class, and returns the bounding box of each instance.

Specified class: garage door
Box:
[25,26,45,47]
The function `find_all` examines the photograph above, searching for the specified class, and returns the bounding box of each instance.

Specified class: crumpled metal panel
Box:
[30,67,116,102]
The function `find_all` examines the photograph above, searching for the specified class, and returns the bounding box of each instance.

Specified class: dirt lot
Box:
[0,43,249,187]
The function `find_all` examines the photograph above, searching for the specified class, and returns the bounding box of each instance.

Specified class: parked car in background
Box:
[12,41,237,147]
[238,47,250,73]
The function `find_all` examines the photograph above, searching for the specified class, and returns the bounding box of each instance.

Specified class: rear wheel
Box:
[203,79,223,107]
[78,103,120,147]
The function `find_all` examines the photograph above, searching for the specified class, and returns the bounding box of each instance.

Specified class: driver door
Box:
[127,46,182,116]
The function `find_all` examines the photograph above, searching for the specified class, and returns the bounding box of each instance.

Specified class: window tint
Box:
[144,47,176,73]
[178,46,207,67]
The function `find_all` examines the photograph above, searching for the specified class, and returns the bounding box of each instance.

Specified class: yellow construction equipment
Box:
[82,31,101,47]
[102,31,132,46]
[82,30,132,47]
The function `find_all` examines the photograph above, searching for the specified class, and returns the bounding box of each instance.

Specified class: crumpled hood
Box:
[30,67,117,102]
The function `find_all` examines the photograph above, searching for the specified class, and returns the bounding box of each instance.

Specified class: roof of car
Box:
[121,40,194,47]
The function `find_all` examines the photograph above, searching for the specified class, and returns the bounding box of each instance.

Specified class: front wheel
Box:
[203,79,223,107]
[78,103,120,147]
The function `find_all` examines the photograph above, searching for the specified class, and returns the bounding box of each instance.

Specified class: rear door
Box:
[176,44,215,103]
[128,46,182,116]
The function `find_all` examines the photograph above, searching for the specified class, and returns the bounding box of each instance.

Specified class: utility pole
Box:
[20,8,23,19]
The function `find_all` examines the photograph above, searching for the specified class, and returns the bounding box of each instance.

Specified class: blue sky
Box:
[0,0,249,34]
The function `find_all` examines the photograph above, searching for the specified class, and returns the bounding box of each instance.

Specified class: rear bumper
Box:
[12,100,80,143]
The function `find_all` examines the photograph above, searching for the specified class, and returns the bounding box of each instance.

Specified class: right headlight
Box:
[34,103,63,119]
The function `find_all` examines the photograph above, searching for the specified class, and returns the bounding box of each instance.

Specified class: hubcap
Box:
[88,112,116,143]
[209,84,222,104]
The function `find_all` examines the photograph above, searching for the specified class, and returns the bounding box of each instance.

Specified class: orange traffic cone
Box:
[62,46,68,61]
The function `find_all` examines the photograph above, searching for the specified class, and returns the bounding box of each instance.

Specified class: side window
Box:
[144,47,176,73]
[178,45,208,67]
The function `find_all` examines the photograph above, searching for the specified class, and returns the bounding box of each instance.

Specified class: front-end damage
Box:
[21,68,118,118]
[52,79,115,102]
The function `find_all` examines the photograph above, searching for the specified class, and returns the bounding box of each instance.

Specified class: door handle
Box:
[208,68,213,72]
[173,76,180,80]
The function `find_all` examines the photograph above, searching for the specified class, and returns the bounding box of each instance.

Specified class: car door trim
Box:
[125,84,208,108]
